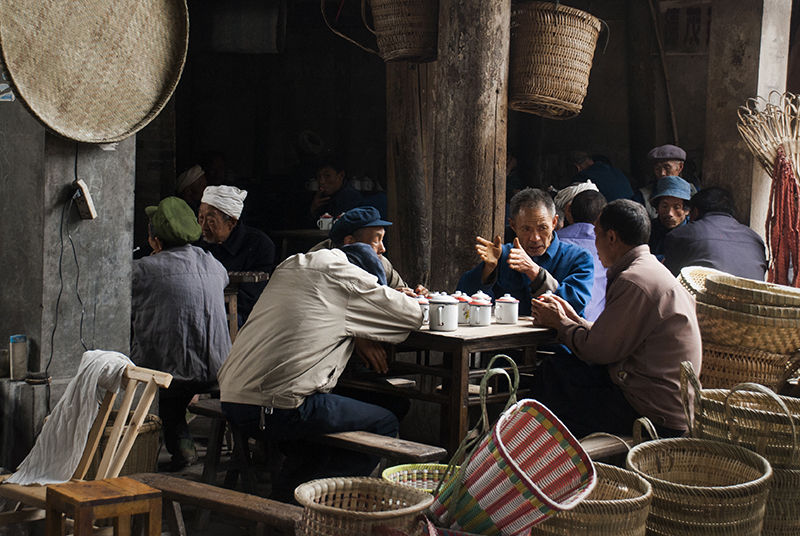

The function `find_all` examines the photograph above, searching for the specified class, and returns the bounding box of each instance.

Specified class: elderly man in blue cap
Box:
[310,206,429,297]
[648,175,692,259]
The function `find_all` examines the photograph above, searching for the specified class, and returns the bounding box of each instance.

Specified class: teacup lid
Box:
[496,293,519,304]
[470,298,492,306]
[430,294,457,304]
[320,213,333,219]
[417,296,429,304]
[451,291,470,302]
[470,291,491,301]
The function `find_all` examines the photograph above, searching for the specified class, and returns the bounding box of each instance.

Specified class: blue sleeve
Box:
[554,248,594,316]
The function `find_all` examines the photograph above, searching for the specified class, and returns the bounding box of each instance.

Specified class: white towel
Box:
[5,350,132,485]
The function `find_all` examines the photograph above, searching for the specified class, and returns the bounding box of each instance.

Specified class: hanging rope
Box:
[766,146,800,286]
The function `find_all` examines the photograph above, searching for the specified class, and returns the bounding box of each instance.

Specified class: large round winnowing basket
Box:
[294,477,433,536]
[528,462,652,536]
[509,1,601,120]
[626,438,772,536]
[0,0,188,143]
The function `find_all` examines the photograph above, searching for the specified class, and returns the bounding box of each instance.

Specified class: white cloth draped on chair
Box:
[6,350,132,485]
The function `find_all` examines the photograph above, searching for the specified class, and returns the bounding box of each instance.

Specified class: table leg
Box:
[441,346,470,454]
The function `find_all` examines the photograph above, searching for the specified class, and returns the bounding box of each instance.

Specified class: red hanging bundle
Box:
[765,146,800,286]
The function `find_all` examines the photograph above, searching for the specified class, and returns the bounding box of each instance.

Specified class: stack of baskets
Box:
[679,267,800,390]
[682,361,800,535]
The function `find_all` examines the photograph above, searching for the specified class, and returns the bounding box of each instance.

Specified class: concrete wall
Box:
[0,99,135,471]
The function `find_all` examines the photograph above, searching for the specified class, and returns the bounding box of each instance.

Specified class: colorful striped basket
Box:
[429,398,596,535]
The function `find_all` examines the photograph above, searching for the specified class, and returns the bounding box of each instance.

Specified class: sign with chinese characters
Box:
[660,0,712,55]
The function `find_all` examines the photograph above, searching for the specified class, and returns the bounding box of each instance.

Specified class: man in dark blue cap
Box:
[648,175,692,258]
[310,206,429,297]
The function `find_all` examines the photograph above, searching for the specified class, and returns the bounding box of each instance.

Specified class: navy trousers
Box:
[222,393,398,503]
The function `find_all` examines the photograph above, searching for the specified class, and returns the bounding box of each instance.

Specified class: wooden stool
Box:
[45,477,161,536]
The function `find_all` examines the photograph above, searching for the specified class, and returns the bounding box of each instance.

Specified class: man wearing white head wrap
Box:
[176,165,207,212]
[553,180,599,225]
[199,185,275,324]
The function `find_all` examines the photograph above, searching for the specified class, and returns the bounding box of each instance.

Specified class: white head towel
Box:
[554,180,599,212]
[202,185,248,220]
[176,165,205,193]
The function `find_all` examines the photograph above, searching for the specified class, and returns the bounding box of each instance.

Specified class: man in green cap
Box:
[131,197,232,470]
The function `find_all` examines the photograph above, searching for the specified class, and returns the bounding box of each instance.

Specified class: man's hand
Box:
[530,293,581,328]
[414,284,429,297]
[507,237,540,280]
[310,189,331,214]
[477,235,503,284]
[395,287,418,298]
[354,337,389,374]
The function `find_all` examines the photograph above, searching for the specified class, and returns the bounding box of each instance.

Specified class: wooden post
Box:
[430,0,510,292]
[386,62,434,288]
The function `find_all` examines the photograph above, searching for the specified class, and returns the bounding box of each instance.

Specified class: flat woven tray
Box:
[705,274,800,307]
[678,266,729,297]
[697,290,800,318]
[696,301,800,353]
[0,0,188,143]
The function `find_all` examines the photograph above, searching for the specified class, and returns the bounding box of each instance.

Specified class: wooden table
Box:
[270,229,329,261]
[225,272,270,341]
[337,318,555,454]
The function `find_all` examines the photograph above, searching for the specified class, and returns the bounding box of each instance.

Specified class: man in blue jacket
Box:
[457,188,594,317]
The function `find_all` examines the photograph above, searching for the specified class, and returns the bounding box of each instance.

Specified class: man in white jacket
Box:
[218,243,422,503]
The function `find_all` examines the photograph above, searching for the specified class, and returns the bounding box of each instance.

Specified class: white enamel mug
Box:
[451,291,471,324]
[317,213,333,230]
[495,294,520,324]
[469,299,492,326]
[429,295,458,331]
[417,296,430,324]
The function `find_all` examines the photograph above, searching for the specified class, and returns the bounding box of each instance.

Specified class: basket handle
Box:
[680,361,702,436]
[321,0,381,56]
[361,0,377,35]
[725,381,799,464]
[633,417,660,444]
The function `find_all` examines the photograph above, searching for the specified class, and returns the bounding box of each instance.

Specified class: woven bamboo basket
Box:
[528,462,652,536]
[699,342,799,391]
[678,266,728,297]
[0,0,188,143]
[382,464,456,493]
[294,477,433,536]
[697,289,800,318]
[695,301,800,353]
[626,438,772,536]
[366,0,439,62]
[705,274,800,307]
[85,411,161,479]
[681,362,800,535]
[509,1,601,120]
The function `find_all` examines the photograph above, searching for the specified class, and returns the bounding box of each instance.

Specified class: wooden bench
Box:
[187,398,448,483]
[579,434,635,460]
[130,473,302,536]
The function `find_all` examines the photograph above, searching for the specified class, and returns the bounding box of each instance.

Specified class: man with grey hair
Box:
[199,185,275,324]
[458,188,594,317]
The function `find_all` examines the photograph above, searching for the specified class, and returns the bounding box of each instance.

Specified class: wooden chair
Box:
[0,364,172,530]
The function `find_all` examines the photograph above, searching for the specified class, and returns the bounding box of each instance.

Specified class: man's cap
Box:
[648,144,686,162]
[175,165,204,194]
[329,206,392,243]
[341,243,387,286]
[650,176,692,207]
[145,197,202,246]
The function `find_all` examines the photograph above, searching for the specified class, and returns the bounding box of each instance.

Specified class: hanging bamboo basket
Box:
[322,0,439,63]
[509,1,602,120]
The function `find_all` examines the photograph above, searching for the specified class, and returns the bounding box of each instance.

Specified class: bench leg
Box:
[163,499,186,536]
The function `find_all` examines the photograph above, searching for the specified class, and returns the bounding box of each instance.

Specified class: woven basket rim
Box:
[696,300,800,328]
[576,462,652,508]
[512,0,602,30]
[294,477,434,520]
[706,274,800,306]
[702,341,790,360]
[0,0,188,143]
[626,438,772,494]
[698,290,800,318]
[678,266,729,296]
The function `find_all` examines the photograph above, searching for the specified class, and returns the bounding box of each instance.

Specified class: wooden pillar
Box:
[387,63,434,288]
[429,0,511,292]
[703,0,791,232]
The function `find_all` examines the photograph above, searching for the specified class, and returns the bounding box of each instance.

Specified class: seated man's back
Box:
[663,187,767,280]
